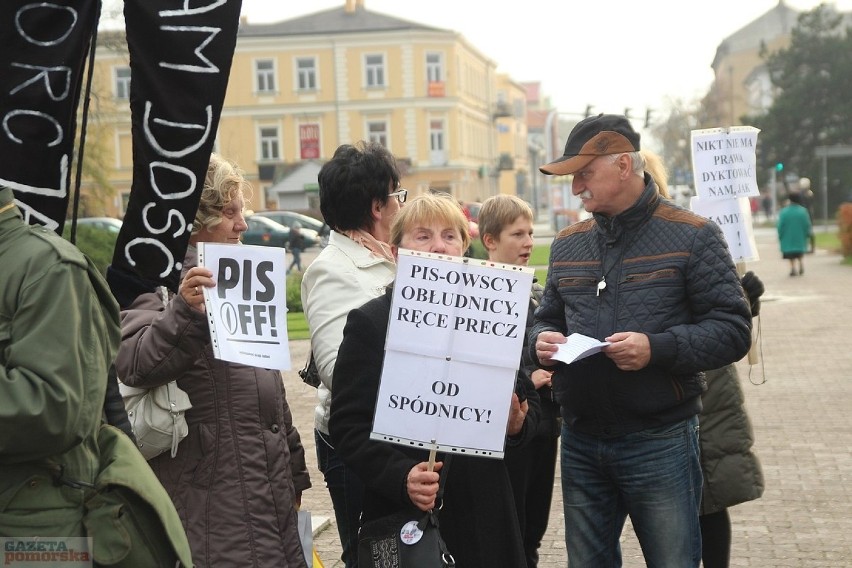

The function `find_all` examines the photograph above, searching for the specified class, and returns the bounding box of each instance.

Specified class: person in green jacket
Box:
[777,192,813,276]
[0,186,191,567]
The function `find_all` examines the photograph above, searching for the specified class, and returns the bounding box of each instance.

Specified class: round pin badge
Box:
[400,520,424,545]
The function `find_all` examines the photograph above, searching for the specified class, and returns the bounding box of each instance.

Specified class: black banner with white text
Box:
[0,0,99,232]
[110,0,242,295]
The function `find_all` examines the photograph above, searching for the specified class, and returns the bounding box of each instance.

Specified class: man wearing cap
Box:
[531,114,752,566]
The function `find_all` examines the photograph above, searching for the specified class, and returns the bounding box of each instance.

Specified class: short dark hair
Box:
[317,141,400,231]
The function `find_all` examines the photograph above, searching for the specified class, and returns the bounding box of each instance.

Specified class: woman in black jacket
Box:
[329,193,539,567]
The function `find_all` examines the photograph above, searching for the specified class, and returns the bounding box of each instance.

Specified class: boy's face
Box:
[484,215,533,266]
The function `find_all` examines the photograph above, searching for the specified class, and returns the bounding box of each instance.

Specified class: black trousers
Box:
[505,433,559,568]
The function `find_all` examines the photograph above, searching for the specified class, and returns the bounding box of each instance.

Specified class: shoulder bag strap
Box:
[431,455,455,566]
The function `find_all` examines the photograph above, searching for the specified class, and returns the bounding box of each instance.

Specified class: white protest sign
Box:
[691,127,760,201]
[371,249,534,458]
[197,242,290,369]
[690,196,759,263]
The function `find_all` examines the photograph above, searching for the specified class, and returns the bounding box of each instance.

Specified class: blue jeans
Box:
[315,429,363,568]
[561,416,702,568]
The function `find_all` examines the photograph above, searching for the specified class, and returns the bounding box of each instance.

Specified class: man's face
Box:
[485,215,533,266]
[571,155,624,216]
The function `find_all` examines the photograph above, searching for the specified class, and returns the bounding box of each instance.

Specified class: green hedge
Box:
[286,271,304,312]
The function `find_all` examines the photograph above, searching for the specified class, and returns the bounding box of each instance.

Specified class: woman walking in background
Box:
[777,192,812,276]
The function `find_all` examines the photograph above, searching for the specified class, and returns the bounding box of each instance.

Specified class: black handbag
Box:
[297,352,321,388]
[358,458,455,568]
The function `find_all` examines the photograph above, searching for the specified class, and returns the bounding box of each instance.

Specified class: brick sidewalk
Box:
[284,227,852,567]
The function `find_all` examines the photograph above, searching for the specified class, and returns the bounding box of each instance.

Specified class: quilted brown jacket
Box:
[115,248,310,567]
[531,178,752,438]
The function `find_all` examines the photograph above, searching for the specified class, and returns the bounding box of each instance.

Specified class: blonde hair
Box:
[390,192,471,251]
[478,195,533,247]
[640,149,670,198]
[192,153,252,235]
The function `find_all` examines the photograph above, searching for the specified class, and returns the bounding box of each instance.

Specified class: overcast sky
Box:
[236,0,852,119]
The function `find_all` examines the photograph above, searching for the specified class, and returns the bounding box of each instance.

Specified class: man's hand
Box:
[603,332,651,371]
[536,331,567,365]
[531,369,553,390]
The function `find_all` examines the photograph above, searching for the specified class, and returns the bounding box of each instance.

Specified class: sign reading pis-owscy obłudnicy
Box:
[197,242,290,370]
[371,249,534,459]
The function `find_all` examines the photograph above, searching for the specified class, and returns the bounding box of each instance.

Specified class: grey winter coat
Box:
[115,248,310,568]
[699,364,764,514]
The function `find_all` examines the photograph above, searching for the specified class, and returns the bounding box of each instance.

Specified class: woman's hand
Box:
[506,393,528,436]
[180,266,214,313]
[406,461,443,512]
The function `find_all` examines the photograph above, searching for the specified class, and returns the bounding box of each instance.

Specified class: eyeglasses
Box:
[388,188,408,204]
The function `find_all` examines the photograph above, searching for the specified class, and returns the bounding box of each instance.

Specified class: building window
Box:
[255,59,276,93]
[426,52,443,82]
[365,54,385,88]
[296,57,316,91]
[367,121,387,147]
[259,127,280,160]
[430,120,444,151]
[429,119,446,165]
[115,66,131,99]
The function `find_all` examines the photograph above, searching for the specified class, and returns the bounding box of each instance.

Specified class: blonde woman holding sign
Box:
[329,193,538,567]
[116,154,311,567]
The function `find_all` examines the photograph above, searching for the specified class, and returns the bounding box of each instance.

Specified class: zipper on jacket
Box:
[624,268,678,283]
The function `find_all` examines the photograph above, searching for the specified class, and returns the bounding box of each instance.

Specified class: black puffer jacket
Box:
[531,177,752,438]
[699,365,764,514]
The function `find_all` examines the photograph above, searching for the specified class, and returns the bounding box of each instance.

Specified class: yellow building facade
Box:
[88,2,530,216]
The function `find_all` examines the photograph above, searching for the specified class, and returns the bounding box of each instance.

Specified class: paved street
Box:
[283,225,852,567]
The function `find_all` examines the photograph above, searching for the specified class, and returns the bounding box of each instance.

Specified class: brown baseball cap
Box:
[540,114,640,176]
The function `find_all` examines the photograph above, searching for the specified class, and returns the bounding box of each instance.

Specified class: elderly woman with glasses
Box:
[300,140,405,567]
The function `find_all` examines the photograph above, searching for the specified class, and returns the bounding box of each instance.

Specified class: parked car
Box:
[243,215,321,249]
[68,216,123,233]
[254,210,329,247]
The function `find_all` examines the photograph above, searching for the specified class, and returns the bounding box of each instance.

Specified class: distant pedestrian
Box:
[761,191,773,221]
[777,192,812,276]
[798,178,816,253]
[288,221,305,274]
